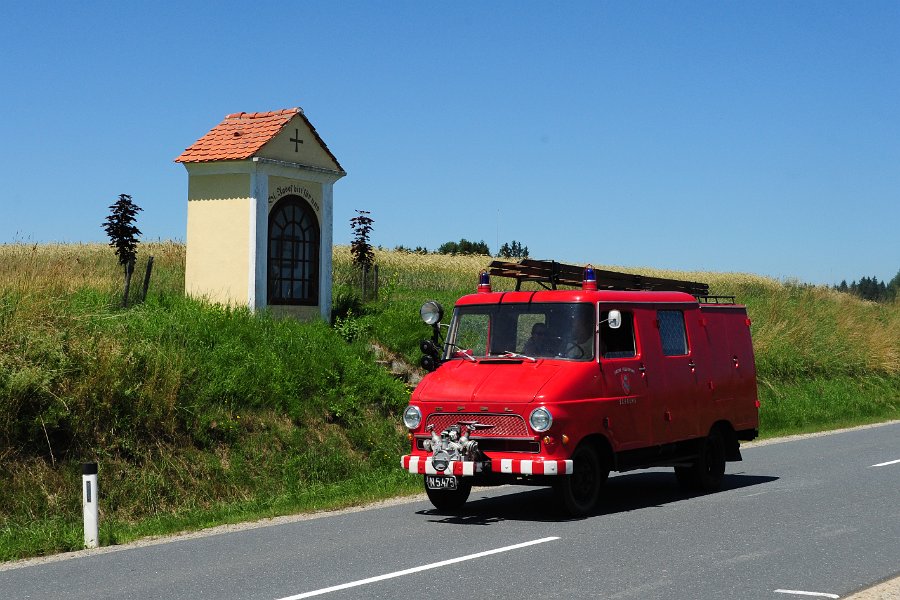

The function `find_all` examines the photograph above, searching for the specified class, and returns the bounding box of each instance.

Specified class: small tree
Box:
[350,210,375,270]
[102,194,142,306]
[350,210,376,300]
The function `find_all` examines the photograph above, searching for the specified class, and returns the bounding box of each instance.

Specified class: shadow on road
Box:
[419,471,779,525]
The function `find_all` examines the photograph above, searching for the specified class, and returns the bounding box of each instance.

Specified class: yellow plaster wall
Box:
[258,115,342,172]
[185,174,251,306]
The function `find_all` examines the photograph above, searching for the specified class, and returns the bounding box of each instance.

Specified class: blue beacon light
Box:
[478,270,492,293]
[583,265,598,291]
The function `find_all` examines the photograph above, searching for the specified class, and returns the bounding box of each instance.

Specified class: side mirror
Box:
[607,310,622,329]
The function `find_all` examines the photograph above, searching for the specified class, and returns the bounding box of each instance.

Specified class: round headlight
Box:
[403,405,422,430]
[420,301,444,326]
[529,407,553,432]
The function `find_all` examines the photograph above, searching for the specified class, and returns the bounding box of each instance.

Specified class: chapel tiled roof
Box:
[174,108,344,172]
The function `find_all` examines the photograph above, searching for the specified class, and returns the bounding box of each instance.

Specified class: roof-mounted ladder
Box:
[488,259,712,298]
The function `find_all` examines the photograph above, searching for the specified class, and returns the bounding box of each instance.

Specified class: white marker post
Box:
[82,463,98,549]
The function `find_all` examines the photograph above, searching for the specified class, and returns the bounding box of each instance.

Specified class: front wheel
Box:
[555,444,608,517]
[424,478,472,512]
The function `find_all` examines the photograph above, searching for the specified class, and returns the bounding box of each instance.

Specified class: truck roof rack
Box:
[695,295,736,305]
[488,259,711,297]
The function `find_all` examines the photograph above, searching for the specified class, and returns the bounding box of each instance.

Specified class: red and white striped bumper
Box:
[401,455,573,476]
[401,455,484,476]
[496,458,573,475]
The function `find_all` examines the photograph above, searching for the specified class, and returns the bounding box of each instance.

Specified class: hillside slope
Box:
[1,243,898,560]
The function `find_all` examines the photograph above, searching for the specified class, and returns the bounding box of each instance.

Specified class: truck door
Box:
[700,306,758,431]
[650,308,701,443]
[599,307,651,450]
[723,307,759,430]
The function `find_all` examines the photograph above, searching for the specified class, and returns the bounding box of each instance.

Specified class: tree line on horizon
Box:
[834,270,900,303]
[394,238,529,259]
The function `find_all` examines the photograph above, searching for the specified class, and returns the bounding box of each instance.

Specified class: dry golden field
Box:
[2,241,898,376]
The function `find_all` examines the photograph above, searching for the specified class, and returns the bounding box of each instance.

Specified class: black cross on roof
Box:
[289,129,304,152]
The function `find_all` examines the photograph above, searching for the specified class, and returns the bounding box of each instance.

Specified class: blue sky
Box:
[1,1,897,285]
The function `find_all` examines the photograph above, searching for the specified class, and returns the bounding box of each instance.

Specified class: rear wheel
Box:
[424,478,472,512]
[555,444,608,517]
[675,429,726,492]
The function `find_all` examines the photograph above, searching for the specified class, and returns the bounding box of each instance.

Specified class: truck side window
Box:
[658,310,688,356]
[600,310,635,358]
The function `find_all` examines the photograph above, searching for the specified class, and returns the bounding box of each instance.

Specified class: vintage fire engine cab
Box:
[401,260,759,516]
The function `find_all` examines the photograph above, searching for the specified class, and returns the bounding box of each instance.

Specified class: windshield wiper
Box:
[446,344,477,362]
[500,351,537,363]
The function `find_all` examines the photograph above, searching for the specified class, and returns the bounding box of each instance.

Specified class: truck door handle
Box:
[688,361,696,372]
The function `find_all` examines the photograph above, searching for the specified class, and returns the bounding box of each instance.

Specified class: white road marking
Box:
[275,536,560,600]
[870,458,900,468]
[774,589,840,599]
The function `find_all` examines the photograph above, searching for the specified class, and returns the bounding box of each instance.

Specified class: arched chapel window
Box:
[268,195,319,305]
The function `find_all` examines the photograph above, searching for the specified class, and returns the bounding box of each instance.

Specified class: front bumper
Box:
[401,455,573,476]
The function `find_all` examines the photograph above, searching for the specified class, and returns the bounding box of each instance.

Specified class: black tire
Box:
[424,478,472,512]
[675,429,726,492]
[673,465,694,488]
[555,444,608,517]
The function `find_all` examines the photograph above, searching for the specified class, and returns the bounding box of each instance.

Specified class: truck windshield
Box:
[445,302,595,361]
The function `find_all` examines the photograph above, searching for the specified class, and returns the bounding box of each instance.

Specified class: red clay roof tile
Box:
[174,107,344,172]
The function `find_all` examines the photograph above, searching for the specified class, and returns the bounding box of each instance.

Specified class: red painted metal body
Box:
[403,288,759,481]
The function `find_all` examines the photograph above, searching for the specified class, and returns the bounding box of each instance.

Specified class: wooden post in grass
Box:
[141,256,154,302]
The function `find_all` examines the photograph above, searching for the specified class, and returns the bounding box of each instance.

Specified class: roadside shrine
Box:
[175,108,345,320]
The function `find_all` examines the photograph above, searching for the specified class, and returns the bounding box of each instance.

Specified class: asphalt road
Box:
[2,422,898,600]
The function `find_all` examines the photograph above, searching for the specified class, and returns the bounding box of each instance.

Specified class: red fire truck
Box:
[401,260,759,516]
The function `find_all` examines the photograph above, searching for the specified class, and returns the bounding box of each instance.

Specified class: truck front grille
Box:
[415,437,539,453]
[425,413,529,437]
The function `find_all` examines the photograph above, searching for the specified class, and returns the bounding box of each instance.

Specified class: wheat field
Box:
[2,242,898,376]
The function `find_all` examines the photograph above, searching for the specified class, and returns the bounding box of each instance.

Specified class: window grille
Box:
[658,310,688,356]
[268,195,319,305]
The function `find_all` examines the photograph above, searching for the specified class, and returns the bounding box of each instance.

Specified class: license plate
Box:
[425,475,458,490]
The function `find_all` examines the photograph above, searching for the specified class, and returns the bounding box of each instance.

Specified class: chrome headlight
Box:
[420,301,444,326]
[529,407,553,432]
[403,405,422,430]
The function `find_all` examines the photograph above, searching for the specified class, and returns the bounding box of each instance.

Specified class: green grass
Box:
[1,244,416,560]
[0,465,421,561]
[758,375,900,437]
[0,242,898,562]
